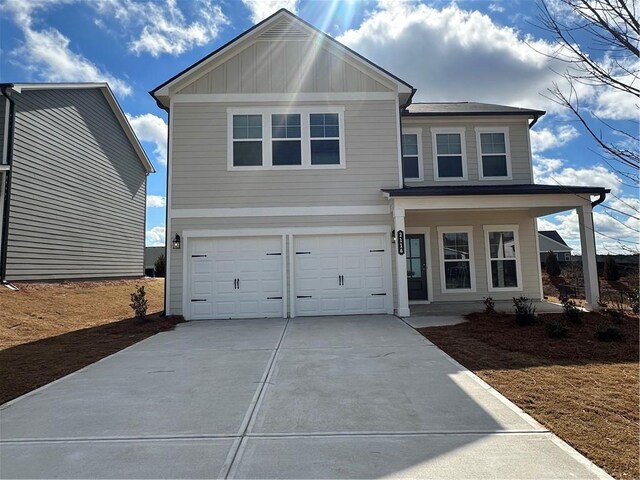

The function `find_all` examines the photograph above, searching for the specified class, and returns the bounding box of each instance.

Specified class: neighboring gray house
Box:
[0,83,155,282]
[539,230,572,263]
[151,9,608,320]
[145,246,165,276]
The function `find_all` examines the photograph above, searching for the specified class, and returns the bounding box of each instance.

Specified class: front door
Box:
[406,234,428,301]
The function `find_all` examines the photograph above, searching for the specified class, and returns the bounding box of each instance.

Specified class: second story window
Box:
[431,128,467,181]
[402,128,423,181]
[232,115,262,166]
[476,127,511,179]
[272,114,301,166]
[310,113,340,165]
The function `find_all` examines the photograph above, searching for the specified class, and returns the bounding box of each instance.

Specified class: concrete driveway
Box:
[0,315,609,479]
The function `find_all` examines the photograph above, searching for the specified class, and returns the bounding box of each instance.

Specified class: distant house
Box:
[539,230,572,263]
[0,83,155,282]
[145,246,165,277]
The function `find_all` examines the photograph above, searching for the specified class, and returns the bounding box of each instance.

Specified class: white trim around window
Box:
[483,225,523,292]
[402,127,424,182]
[431,127,467,181]
[437,226,476,293]
[227,106,346,171]
[475,126,512,180]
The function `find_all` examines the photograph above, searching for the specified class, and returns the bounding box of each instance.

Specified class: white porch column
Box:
[577,205,600,309]
[394,208,410,317]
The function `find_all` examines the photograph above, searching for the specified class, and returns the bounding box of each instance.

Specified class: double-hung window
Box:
[228,108,344,169]
[476,127,511,179]
[438,227,475,292]
[402,128,423,181]
[431,128,467,180]
[484,226,522,291]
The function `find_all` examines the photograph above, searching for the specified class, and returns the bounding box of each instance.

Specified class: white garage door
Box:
[189,237,283,320]
[294,234,390,316]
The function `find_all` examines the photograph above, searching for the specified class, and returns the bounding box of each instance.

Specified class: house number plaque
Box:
[397,230,405,255]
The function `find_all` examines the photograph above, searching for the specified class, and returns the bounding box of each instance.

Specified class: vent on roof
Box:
[258,20,310,40]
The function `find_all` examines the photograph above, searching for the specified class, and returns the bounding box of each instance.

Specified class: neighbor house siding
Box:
[170,100,400,209]
[401,116,533,185]
[5,88,147,280]
[168,214,392,315]
[0,97,6,162]
[406,210,541,302]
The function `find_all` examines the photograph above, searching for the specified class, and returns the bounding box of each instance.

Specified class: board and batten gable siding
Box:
[170,100,400,209]
[401,116,534,185]
[6,88,147,281]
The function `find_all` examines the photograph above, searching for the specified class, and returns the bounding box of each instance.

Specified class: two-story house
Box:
[151,9,607,320]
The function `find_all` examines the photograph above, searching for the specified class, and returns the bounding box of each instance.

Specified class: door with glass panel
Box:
[406,234,428,300]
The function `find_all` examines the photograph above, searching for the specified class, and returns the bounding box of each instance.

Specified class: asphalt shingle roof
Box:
[403,102,545,117]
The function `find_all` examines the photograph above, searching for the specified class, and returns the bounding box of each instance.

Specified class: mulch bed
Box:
[418,311,639,480]
[0,313,185,405]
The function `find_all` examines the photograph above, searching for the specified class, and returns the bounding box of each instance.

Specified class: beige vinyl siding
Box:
[168,214,392,315]
[170,100,400,209]
[406,210,540,302]
[401,116,533,185]
[176,41,393,95]
[6,88,147,281]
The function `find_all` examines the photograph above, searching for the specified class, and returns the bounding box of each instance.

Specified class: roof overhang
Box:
[150,9,414,109]
[3,83,155,174]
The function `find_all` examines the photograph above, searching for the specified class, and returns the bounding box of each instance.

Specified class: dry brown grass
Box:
[0,278,183,405]
[419,311,639,480]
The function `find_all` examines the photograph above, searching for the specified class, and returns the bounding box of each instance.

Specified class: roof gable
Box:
[539,230,570,248]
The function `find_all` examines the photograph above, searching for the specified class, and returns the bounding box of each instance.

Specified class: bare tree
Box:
[537,0,639,185]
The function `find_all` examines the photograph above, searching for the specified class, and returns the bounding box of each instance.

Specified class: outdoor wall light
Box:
[172,234,181,249]
[391,230,396,244]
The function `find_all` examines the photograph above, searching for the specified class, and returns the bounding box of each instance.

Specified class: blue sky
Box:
[1,0,637,254]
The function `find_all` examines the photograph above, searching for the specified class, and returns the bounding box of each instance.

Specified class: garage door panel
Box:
[192,302,213,317]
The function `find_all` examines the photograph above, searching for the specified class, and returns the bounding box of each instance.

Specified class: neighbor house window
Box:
[228,108,344,169]
[484,226,522,291]
[402,128,423,181]
[232,114,263,167]
[272,114,302,166]
[310,113,340,165]
[476,127,511,179]
[431,128,467,180]
[438,227,475,292]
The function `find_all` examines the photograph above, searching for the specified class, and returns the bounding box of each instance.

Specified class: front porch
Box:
[382,184,609,317]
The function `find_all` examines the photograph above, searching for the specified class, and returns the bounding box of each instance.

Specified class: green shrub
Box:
[154,253,166,278]
[545,251,561,277]
[603,255,620,281]
[483,296,496,314]
[545,320,568,339]
[597,325,624,342]
[513,296,537,326]
[561,297,583,324]
[130,285,149,322]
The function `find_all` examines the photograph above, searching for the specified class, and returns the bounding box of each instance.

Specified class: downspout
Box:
[398,88,417,189]
[528,113,540,129]
[0,85,15,285]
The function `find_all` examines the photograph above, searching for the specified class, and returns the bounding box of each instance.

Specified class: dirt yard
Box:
[418,311,639,480]
[0,278,182,405]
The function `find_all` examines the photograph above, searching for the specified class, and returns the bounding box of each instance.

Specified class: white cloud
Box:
[146,195,166,208]
[94,0,228,57]
[4,0,132,96]
[530,125,579,153]
[242,0,298,23]
[126,113,168,166]
[533,155,622,194]
[146,225,166,246]
[488,3,505,13]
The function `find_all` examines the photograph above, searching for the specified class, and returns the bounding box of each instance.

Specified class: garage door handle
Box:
[296,251,311,255]
[192,254,207,258]
[267,296,283,300]
[191,299,207,302]
[369,249,384,252]
[371,293,387,296]
[266,252,281,256]
[297,295,312,298]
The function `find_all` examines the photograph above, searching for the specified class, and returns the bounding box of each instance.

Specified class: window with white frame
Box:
[476,127,511,179]
[431,128,466,180]
[402,128,423,181]
[228,107,345,169]
[484,226,522,291]
[438,227,475,292]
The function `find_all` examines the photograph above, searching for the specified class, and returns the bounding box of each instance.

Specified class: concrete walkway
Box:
[0,315,609,479]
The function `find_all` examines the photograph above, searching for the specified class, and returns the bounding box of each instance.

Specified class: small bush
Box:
[483,296,496,314]
[545,251,561,277]
[603,255,620,281]
[513,296,537,326]
[545,320,568,339]
[561,297,583,324]
[598,299,625,324]
[597,325,624,342]
[154,253,166,278]
[130,285,149,322]
[627,288,639,315]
